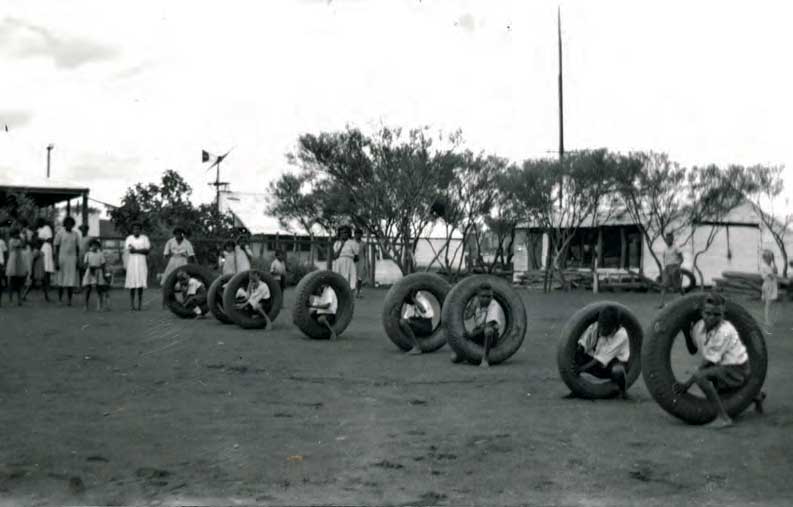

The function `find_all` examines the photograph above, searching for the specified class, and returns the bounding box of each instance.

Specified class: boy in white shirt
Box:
[177,270,208,318]
[674,293,754,428]
[235,270,272,328]
[399,289,435,355]
[659,233,684,308]
[309,284,338,340]
[574,306,630,398]
[453,285,506,368]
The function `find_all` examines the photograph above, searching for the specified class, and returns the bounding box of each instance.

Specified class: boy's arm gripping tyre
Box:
[161,263,214,319]
[292,270,354,340]
[556,301,643,399]
[440,274,526,365]
[221,270,283,329]
[381,272,451,353]
[207,273,234,324]
[641,293,767,424]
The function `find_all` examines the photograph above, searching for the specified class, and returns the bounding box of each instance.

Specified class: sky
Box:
[1,0,792,212]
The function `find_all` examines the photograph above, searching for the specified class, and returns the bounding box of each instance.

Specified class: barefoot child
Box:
[452,285,505,367]
[177,270,208,318]
[674,293,751,429]
[309,284,338,340]
[4,229,27,306]
[399,289,434,355]
[270,250,287,297]
[234,271,272,328]
[82,239,108,310]
[759,249,778,332]
[658,233,684,308]
[353,228,366,299]
[219,240,237,275]
[574,306,630,397]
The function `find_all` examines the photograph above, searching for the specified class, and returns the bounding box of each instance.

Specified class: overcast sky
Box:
[1,0,791,210]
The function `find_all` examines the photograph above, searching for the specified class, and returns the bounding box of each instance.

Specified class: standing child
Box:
[308,284,338,340]
[0,235,7,306]
[36,218,55,300]
[399,289,435,356]
[219,240,237,275]
[574,306,630,398]
[234,235,254,273]
[353,228,367,299]
[82,239,107,311]
[658,233,684,308]
[270,250,287,300]
[235,270,272,328]
[759,249,778,333]
[4,229,27,306]
[674,293,755,429]
[176,269,208,318]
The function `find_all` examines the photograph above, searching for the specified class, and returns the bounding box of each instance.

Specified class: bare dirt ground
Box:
[1,287,791,506]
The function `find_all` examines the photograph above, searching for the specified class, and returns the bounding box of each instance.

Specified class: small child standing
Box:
[574,306,630,398]
[4,229,28,306]
[659,233,684,308]
[235,271,272,328]
[177,270,208,318]
[219,240,237,276]
[82,239,107,311]
[309,284,338,340]
[759,249,778,333]
[270,250,287,298]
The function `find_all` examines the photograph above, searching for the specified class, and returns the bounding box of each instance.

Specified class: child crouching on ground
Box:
[399,289,435,356]
[309,284,338,340]
[177,270,208,319]
[235,270,272,328]
[674,293,758,428]
[82,239,108,311]
[575,306,630,398]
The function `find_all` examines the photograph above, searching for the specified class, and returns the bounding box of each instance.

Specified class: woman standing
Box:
[54,216,80,305]
[125,222,151,311]
[332,226,359,289]
[162,227,196,282]
[234,234,254,272]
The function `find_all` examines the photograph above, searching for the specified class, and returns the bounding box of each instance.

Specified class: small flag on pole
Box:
[202,149,218,164]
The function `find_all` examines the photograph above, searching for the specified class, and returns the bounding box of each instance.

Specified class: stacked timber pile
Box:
[713,271,791,300]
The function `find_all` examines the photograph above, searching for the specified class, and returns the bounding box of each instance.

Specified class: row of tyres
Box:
[163,265,768,426]
[161,265,355,340]
[382,272,768,426]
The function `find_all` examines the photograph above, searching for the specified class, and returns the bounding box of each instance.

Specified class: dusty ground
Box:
[0,287,791,507]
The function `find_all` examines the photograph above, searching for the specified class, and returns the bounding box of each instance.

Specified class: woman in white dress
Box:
[35,218,55,300]
[332,226,359,289]
[162,227,196,283]
[125,222,151,311]
[54,216,80,306]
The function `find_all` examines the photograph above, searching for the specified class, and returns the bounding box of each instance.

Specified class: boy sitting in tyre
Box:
[235,271,272,328]
[177,270,208,319]
[674,293,753,429]
[453,285,505,368]
[308,284,338,340]
[574,306,630,398]
[399,289,435,356]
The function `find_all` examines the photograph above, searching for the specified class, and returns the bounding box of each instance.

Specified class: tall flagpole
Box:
[557,6,564,205]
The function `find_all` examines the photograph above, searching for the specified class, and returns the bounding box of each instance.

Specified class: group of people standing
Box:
[0,217,106,308]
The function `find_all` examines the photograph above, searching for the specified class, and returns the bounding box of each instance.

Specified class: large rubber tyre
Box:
[221,270,283,329]
[292,270,354,340]
[441,274,526,365]
[381,273,451,353]
[556,301,643,399]
[642,293,767,424]
[207,273,234,324]
[681,268,696,294]
[161,264,214,319]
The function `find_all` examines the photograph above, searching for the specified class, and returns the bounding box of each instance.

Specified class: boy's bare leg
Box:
[693,370,733,428]
[398,319,422,355]
[84,286,92,311]
[317,315,337,341]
